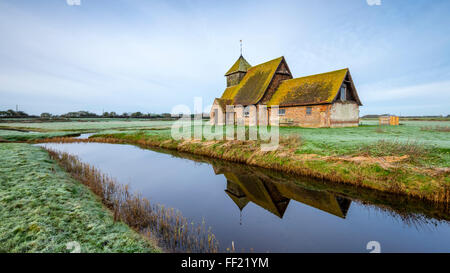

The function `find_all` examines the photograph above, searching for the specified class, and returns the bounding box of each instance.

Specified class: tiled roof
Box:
[224,55,252,76]
[267,68,350,106]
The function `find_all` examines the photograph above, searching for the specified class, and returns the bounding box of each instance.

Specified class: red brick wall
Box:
[277,105,332,127]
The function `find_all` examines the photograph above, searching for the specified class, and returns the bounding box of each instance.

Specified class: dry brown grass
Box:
[32,136,127,144]
[420,126,450,132]
[375,126,386,133]
[45,148,219,253]
[355,139,431,164]
[280,134,303,150]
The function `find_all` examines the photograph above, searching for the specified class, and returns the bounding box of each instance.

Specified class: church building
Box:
[210,55,362,127]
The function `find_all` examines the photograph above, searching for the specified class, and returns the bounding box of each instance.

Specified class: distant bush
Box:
[0,109,30,118]
[60,111,98,118]
[40,112,52,118]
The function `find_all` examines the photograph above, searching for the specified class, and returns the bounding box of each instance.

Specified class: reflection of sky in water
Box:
[73,133,95,139]
[38,142,450,253]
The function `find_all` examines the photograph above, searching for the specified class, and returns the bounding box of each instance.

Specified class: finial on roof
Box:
[240,40,242,56]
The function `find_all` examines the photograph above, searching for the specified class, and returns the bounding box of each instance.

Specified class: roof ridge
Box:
[290,68,348,81]
[248,56,283,71]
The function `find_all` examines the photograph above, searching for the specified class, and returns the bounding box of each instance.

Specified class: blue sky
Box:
[0,0,449,116]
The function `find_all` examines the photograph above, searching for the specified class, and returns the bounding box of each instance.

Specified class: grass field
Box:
[279,121,450,168]
[0,143,159,253]
[0,130,80,142]
[0,119,173,132]
[2,119,447,148]
[1,118,448,168]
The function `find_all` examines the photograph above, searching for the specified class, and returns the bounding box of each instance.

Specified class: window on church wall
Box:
[340,84,347,101]
[279,109,286,116]
[306,107,312,115]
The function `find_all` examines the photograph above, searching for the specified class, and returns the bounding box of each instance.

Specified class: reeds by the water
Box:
[45,148,219,253]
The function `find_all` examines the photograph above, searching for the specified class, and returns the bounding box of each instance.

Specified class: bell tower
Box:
[225,41,251,87]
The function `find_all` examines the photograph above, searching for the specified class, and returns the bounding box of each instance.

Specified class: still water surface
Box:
[38,142,450,253]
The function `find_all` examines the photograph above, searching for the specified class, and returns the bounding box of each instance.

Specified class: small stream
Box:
[37,142,450,253]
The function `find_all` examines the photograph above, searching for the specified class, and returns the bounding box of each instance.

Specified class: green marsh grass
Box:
[0,143,158,253]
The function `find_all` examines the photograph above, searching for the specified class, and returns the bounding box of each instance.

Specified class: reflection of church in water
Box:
[212,164,351,219]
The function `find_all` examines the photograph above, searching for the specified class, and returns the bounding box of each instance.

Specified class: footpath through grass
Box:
[0,143,159,253]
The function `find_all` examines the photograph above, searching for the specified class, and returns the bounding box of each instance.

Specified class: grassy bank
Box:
[0,143,160,253]
[0,129,80,142]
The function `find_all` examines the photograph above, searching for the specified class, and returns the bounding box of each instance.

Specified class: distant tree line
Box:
[99,111,174,119]
[58,111,176,119]
[1,109,448,120]
[0,109,203,119]
[2,109,449,120]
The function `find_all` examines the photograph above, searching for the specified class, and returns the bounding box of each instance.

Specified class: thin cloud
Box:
[363,80,450,103]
